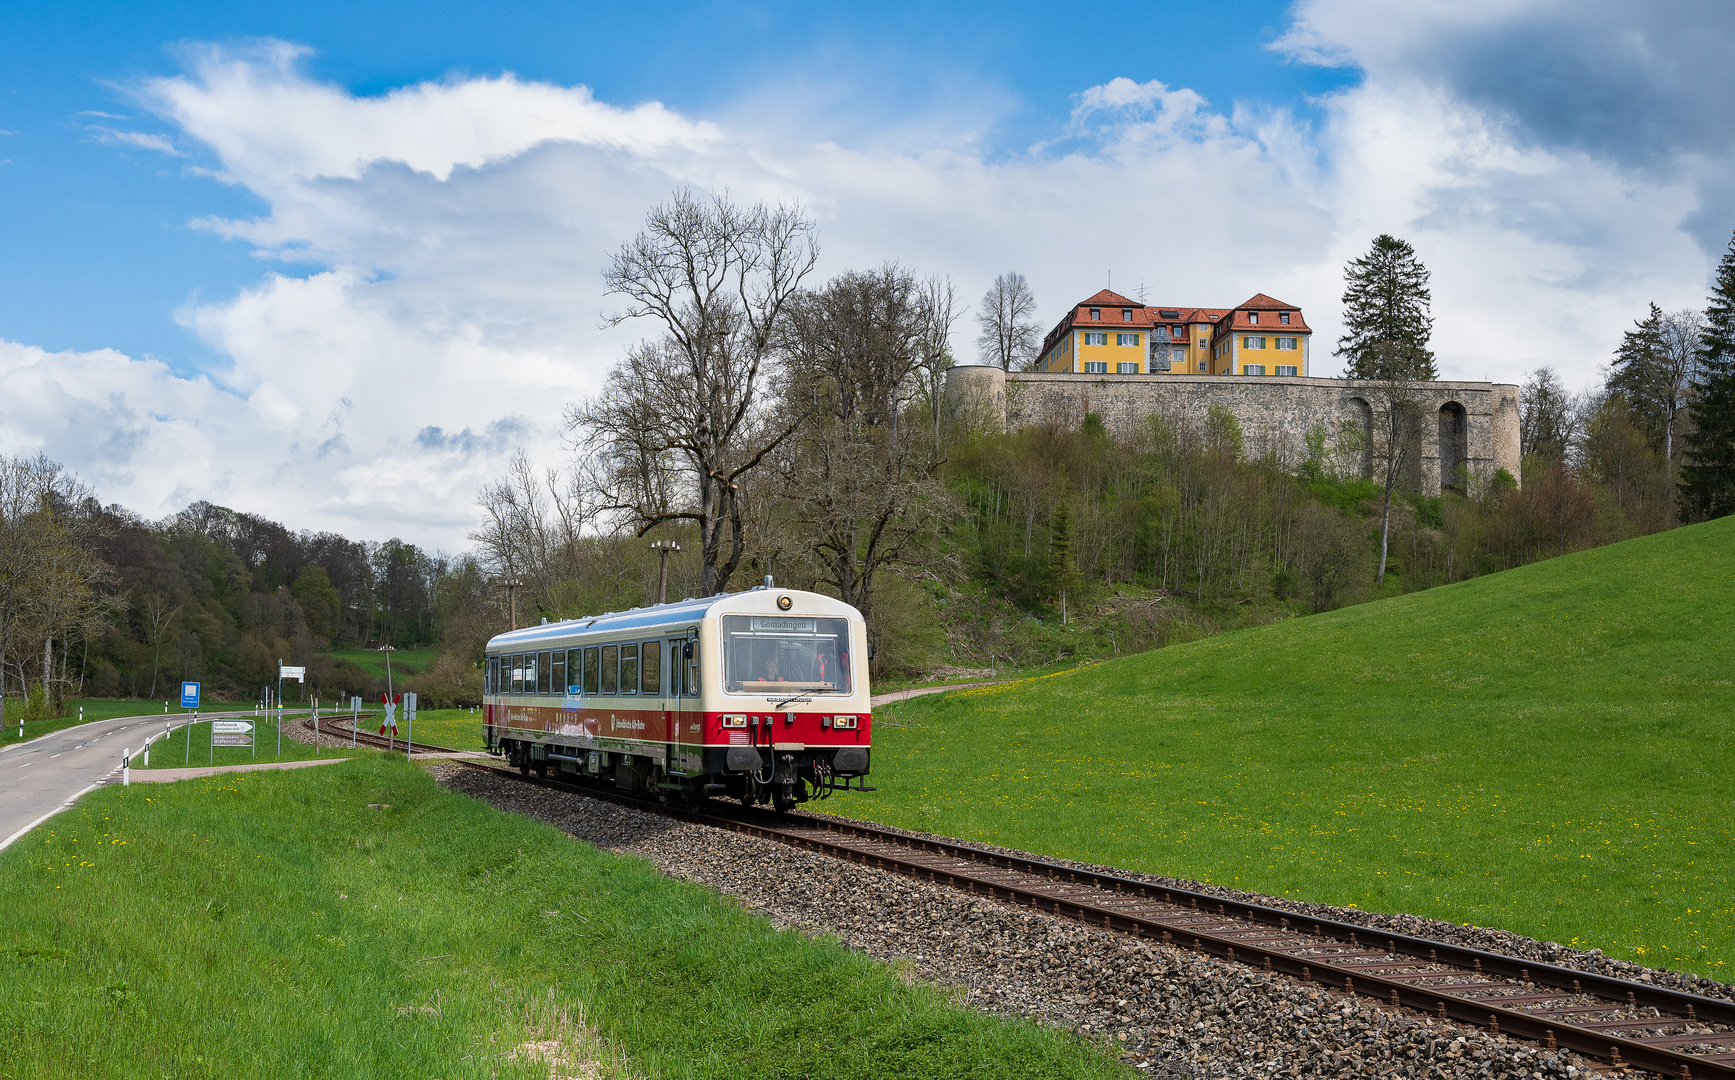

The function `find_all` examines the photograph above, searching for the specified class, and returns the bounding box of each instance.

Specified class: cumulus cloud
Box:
[2,10,1729,548]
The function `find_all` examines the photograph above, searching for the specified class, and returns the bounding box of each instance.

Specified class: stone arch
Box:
[1438,400,1468,492]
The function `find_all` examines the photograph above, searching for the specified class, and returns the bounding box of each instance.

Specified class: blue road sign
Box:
[180,681,200,709]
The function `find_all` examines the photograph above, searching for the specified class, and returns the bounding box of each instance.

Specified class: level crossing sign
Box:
[380,694,399,735]
[180,681,200,709]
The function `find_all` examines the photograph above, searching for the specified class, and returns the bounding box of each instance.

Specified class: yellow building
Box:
[1037,290,1313,377]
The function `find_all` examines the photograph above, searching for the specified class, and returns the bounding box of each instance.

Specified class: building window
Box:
[1084,332,1107,346]
[1280,312,1291,325]
[1117,361,1139,374]
[1090,307,1101,321]
[1116,333,1139,346]
[1159,309,1181,319]
[1275,337,1297,350]
[1171,348,1185,368]
[1275,365,1298,377]
[1198,338,1207,348]
[1244,364,1266,376]
[1084,361,1108,374]
[1248,311,1258,324]
[1244,336,1265,349]
[1122,308,1132,321]
[1198,360,1207,372]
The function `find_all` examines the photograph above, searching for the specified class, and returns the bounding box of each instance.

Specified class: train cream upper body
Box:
[483,587,871,729]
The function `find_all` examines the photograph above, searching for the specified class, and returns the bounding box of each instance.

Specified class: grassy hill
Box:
[329,646,439,681]
[854,515,1735,979]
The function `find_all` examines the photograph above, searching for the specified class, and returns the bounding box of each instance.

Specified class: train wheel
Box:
[534,762,548,779]
[773,790,795,814]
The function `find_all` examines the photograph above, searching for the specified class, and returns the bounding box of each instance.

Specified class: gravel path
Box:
[428,763,1653,1079]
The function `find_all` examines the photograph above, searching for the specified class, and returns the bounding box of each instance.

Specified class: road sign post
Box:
[351,695,361,747]
[403,692,417,760]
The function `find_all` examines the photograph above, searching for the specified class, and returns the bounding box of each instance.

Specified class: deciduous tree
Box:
[570,190,819,595]
[975,271,1040,372]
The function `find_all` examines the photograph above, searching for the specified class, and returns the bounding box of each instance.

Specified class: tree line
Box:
[0,466,463,717]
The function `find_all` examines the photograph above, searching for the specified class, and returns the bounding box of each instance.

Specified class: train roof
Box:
[484,586,861,653]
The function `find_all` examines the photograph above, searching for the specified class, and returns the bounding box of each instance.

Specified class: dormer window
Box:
[1248,311,1259,324]
[1090,307,1101,321]
[1280,312,1291,325]
[1122,308,1132,321]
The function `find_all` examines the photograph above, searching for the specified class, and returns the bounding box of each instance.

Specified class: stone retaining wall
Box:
[945,366,1522,491]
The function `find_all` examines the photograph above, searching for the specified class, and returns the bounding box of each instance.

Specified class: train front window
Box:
[722,616,852,694]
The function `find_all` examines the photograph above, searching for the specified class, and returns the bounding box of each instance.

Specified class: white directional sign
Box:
[279,665,306,682]
[212,721,253,734]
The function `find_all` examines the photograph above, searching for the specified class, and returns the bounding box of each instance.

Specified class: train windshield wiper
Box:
[772,693,814,710]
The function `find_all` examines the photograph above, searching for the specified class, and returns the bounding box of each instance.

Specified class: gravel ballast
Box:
[425,762,1694,1079]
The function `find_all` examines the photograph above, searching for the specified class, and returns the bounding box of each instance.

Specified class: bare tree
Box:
[470,451,606,617]
[773,265,954,636]
[913,274,964,446]
[975,272,1040,372]
[569,190,819,595]
[1360,345,1429,584]
[1520,366,1580,466]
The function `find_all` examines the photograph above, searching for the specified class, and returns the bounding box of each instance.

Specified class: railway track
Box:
[315,717,1735,1077]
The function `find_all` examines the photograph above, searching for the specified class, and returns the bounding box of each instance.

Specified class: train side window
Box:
[566,650,582,693]
[685,640,699,696]
[537,651,552,694]
[511,654,524,695]
[551,650,566,693]
[600,645,618,694]
[583,647,600,695]
[525,653,539,695]
[640,640,660,695]
[619,643,639,695]
[484,657,494,695]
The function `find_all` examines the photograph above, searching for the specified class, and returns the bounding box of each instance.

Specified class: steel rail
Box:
[318,718,1732,1078]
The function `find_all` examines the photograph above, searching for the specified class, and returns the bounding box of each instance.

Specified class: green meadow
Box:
[0,757,1124,1080]
[851,515,1735,979]
[330,646,440,681]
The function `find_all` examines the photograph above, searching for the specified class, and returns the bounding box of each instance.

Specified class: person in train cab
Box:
[762,656,784,683]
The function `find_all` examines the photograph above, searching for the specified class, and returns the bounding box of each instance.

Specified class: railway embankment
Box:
[432,762,1636,1079]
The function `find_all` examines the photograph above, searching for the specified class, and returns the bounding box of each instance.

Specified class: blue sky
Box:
[0,1,1730,547]
[0,0,1356,369]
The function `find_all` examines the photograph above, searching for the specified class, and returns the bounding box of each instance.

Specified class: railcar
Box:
[482,581,871,811]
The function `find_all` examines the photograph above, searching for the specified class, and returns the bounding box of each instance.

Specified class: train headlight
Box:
[777,594,793,610]
[833,715,857,730]
[721,714,747,729]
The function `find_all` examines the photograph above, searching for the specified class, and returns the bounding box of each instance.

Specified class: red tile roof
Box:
[1038,292,1308,362]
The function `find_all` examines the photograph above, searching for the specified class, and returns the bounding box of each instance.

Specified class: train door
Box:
[664,635,688,774]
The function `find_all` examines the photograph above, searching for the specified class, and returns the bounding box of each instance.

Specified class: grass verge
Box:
[847,516,1735,980]
[330,646,440,681]
[137,714,362,770]
[0,756,1126,1079]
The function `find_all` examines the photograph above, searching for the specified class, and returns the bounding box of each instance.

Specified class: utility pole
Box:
[499,578,523,630]
[649,540,682,605]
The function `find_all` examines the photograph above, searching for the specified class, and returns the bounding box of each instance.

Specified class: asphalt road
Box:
[0,712,203,851]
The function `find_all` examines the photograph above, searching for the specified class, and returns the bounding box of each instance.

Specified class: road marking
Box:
[50,753,63,758]
[17,761,33,768]
[0,781,101,852]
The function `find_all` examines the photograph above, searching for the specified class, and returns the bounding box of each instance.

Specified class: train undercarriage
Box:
[496,737,871,813]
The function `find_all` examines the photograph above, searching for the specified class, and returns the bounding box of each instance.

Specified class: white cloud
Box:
[2,15,1727,548]
[89,128,184,156]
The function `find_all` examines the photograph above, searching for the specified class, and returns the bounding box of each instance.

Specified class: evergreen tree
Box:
[1336,234,1437,380]
[1680,230,1735,521]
